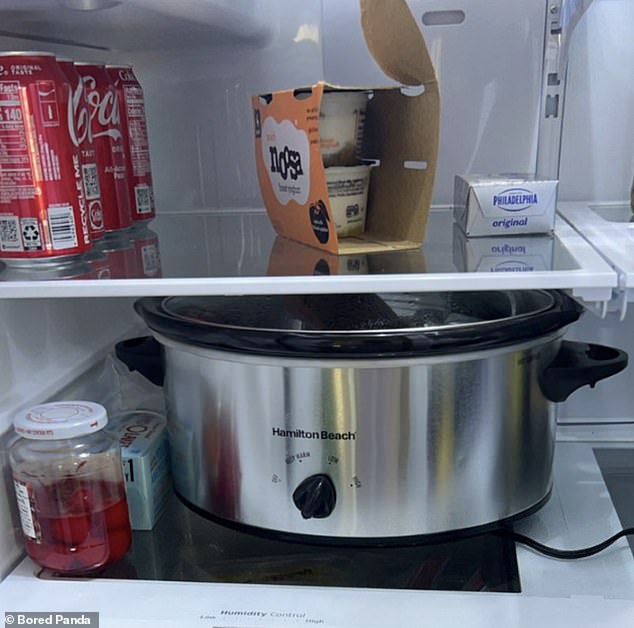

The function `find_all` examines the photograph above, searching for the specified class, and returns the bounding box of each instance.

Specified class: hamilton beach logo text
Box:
[492,187,538,212]
[272,427,356,441]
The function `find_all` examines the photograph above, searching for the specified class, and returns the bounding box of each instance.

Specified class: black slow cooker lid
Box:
[135,291,583,358]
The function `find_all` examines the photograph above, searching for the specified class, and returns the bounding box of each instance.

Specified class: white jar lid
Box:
[14,402,108,440]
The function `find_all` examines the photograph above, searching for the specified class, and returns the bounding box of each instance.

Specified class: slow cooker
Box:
[125,290,627,543]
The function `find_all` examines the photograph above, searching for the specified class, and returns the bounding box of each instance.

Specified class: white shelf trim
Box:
[558,201,634,311]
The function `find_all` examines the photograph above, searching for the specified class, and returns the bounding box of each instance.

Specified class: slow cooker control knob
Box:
[292,474,337,519]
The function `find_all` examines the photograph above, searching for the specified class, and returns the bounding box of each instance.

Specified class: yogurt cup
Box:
[325,165,372,238]
[320,91,369,167]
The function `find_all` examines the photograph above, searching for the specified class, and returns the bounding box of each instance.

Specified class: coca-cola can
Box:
[106,64,155,223]
[57,58,105,240]
[74,61,132,232]
[0,52,91,265]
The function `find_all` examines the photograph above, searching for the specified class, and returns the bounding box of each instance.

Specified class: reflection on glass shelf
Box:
[104,210,582,279]
[588,204,634,225]
[0,225,162,282]
[40,494,520,592]
[452,226,557,273]
[0,209,580,283]
[267,235,429,277]
[152,210,275,279]
[0,208,617,302]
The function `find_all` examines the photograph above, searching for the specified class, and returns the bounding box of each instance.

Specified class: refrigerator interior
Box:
[1,0,634,621]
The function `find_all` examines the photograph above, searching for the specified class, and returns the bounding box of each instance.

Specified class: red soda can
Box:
[0,52,90,265]
[57,58,105,240]
[106,65,155,223]
[74,62,131,232]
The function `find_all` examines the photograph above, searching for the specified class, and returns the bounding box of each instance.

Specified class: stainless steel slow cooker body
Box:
[131,291,628,542]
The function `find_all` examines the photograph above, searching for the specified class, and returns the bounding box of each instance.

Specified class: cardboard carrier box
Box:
[252,0,439,255]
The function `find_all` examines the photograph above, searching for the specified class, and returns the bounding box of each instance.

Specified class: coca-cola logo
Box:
[66,82,90,148]
[81,75,122,142]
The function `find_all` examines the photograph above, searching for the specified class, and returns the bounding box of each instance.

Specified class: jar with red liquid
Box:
[9,401,132,575]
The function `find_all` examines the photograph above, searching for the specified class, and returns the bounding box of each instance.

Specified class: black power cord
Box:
[494,526,634,560]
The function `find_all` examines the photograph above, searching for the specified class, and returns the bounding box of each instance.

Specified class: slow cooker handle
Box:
[540,341,628,403]
[115,336,165,386]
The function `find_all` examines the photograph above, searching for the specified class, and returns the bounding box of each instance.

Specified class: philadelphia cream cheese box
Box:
[454,174,558,236]
[111,410,171,530]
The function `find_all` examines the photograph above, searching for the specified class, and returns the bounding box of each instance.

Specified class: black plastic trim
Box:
[115,336,164,386]
[540,340,628,402]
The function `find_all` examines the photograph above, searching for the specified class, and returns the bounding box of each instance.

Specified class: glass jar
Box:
[9,401,132,575]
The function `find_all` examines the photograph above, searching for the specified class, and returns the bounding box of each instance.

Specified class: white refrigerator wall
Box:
[559,0,634,203]
[323,0,547,205]
[322,0,634,206]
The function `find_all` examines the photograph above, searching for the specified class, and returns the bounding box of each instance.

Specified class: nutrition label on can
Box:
[0,80,37,204]
[124,85,151,177]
